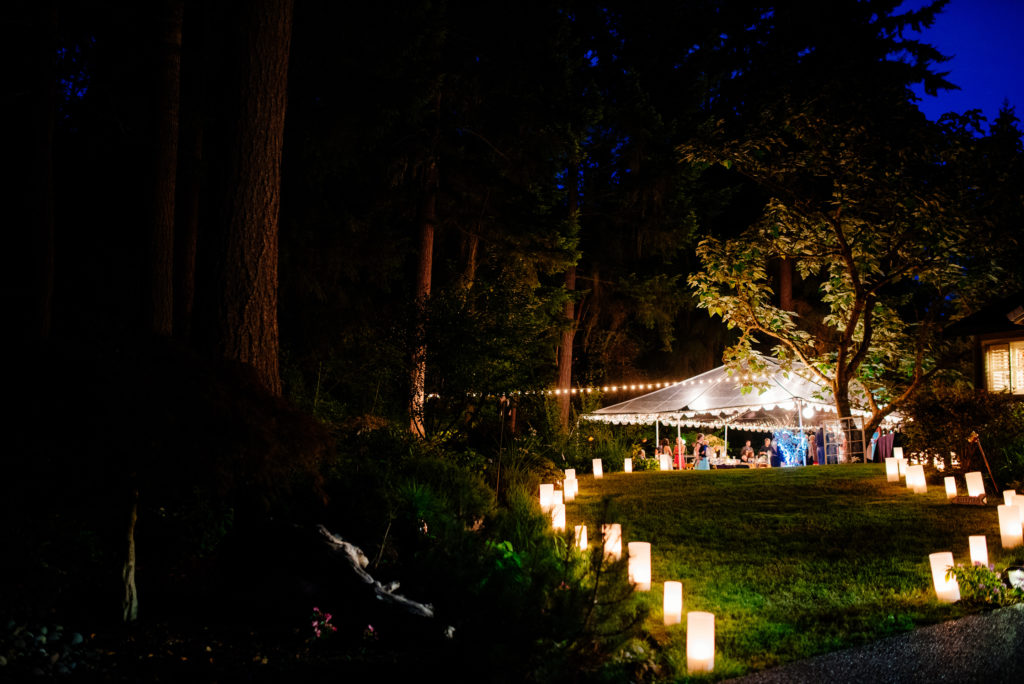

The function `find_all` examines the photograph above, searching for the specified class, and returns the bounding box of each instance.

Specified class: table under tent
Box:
[581,358,869,465]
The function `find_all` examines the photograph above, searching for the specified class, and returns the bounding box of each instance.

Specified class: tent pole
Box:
[724,423,729,457]
[655,420,659,449]
[797,400,806,466]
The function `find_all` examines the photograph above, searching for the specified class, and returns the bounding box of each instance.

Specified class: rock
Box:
[35,635,47,646]
[39,626,48,636]
[56,664,70,676]
[0,654,7,666]
[69,633,84,646]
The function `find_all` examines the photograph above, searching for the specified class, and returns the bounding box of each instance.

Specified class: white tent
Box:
[581,357,865,431]
[581,358,872,464]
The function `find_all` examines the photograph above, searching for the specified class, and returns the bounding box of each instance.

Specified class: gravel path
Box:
[726,604,1024,684]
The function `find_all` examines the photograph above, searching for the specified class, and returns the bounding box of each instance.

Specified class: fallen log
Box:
[317,525,435,619]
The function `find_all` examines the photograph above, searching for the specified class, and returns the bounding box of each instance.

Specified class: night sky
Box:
[901,0,1024,123]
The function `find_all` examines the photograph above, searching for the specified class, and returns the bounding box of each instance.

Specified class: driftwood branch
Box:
[317,525,435,619]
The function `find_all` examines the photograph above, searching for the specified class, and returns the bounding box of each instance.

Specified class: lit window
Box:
[985,340,1024,394]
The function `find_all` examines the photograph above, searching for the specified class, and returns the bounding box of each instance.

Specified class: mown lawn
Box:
[568,464,1017,681]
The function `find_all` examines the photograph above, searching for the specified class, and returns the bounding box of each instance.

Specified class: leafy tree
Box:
[681,0,1014,436]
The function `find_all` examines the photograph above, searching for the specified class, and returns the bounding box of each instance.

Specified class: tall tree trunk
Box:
[778,257,793,311]
[122,485,139,623]
[557,266,577,432]
[173,0,204,340]
[29,1,57,342]
[213,0,292,395]
[557,159,581,433]
[148,0,184,337]
[174,113,201,339]
[832,377,864,462]
[410,159,437,437]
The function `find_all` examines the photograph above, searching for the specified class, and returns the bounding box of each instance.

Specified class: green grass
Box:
[568,464,1019,681]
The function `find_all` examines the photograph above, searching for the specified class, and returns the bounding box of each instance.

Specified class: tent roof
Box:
[582,358,873,430]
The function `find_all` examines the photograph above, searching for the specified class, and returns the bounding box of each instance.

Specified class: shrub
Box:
[902,385,1024,484]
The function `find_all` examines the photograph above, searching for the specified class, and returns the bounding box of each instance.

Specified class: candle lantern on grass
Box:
[551,504,566,532]
[624,457,632,473]
[1004,490,1017,506]
[627,542,651,591]
[563,477,577,502]
[602,523,622,560]
[539,484,554,512]
[885,457,899,482]
[928,552,960,602]
[565,469,575,479]
[593,459,603,478]
[969,535,988,567]
[575,524,587,550]
[944,476,957,499]
[965,471,985,497]
[906,465,927,494]
[663,581,682,625]
[998,505,1023,548]
[686,612,715,673]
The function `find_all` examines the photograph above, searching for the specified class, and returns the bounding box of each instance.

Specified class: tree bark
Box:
[778,257,793,311]
[410,160,437,437]
[213,0,292,395]
[556,159,581,433]
[122,486,139,623]
[557,265,577,432]
[28,1,57,343]
[148,0,183,337]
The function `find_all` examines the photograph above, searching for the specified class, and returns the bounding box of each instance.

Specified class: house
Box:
[945,293,1024,394]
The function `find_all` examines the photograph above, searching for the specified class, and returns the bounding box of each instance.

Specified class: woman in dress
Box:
[695,434,710,470]
[675,436,686,469]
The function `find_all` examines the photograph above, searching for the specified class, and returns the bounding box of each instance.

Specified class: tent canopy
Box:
[582,358,869,431]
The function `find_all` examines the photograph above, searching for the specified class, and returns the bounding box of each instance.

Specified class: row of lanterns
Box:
[539,466,715,673]
[883,450,1019,604]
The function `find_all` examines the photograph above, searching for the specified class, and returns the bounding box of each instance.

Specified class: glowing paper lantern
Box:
[965,471,985,497]
[893,446,904,460]
[1004,490,1017,506]
[539,484,554,512]
[551,504,566,532]
[885,457,899,482]
[553,491,563,508]
[565,469,576,479]
[906,465,927,494]
[663,581,683,626]
[969,535,988,567]
[627,542,651,591]
[928,551,960,603]
[998,504,1023,548]
[575,524,588,550]
[602,523,622,560]
[896,458,908,477]
[686,611,715,673]
[624,457,632,473]
[944,476,957,499]
[563,478,576,502]
[593,459,603,478]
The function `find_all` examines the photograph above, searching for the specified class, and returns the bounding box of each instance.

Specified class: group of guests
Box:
[657,434,714,470]
[657,435,785,469]
[739,437,782,468]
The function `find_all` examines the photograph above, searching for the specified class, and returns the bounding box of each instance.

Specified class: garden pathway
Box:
[726,603,1024,683]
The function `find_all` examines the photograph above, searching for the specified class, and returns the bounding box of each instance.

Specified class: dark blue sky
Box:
[900,0,1024,124]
